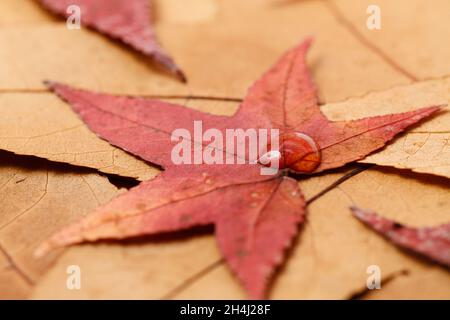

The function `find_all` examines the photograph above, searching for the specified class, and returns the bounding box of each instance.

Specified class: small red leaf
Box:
[39,0,186,81]
[352,206,450,267]
[37,38,441,298]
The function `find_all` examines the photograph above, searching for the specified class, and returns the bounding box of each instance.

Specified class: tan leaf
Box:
[362,266,450,300]
[0,152,119,298]
[155,0,218,24]
[31,234,223,299]
[0,0,56,26]
[0,93,158,181]
[0,0,217,27]
[322,78,450,178]
[330,0,450,80]
[0,248,30,299]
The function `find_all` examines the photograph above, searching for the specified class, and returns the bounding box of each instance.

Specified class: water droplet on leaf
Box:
[280,131,321,173]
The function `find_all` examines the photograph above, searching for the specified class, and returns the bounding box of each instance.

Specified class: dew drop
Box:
[281,131,321,173]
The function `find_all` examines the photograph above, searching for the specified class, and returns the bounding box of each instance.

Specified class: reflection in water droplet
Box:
[258,150,281,165]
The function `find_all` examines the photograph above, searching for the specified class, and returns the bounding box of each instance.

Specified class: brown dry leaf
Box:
[0,151,119,299]
[0,0,57,26]
[163,168,450,299]
[329,0,450,80]
[0,0,410,100]
[216,0,274,19]
[155,0,218,24]
[322,78,450,178]
[30,234,221,299]
[0,0,217,26]
[0,93,158,181]
[0,248,30,299]
[362,266,450,299]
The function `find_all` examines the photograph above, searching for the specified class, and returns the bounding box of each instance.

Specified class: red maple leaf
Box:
[39,0,186,81]
[36,39,440,298]
[352,207,450,267]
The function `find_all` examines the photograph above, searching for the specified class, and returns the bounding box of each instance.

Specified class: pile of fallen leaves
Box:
[0,0,449,299]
